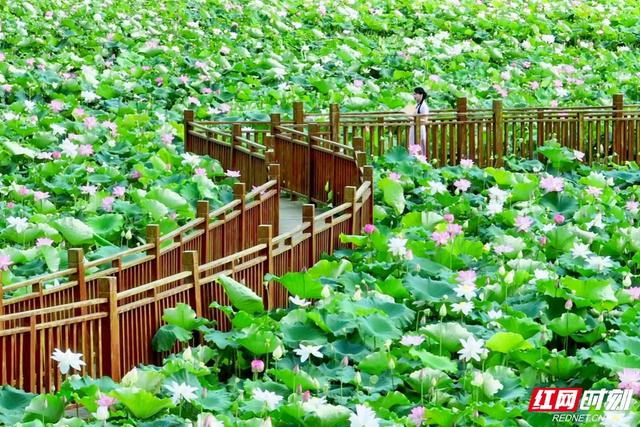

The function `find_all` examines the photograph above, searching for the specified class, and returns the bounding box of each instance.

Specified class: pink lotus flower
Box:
[225,170,241,178]
[103,121,118,137]
[73,107,85,117]
[341,356,349,367]
[178,75,189,84]
[443,214,455,223]
[564,299,573,310]
[540,176,564,192]
[353,79,364,88]
[83,116,98,129]
[6,202,14,209]
[454,179,471,192]
[389,172,401,181]
[168,212,177,220]
[585,186,602,197]
[0,254,12,271]
[409,406,425,426]
[141,65,151,71]
[618,368,640,396]
[36,237,53,247]
[78,144,93,156]
[408,144,422,155]
[195,61,207,69]
[52,151,61,159]
[187,96,201,106]
[522,61,531,69]
[301,390,311,402]
[529,81,540,90]
[202,87,212,94]
[86,166,95,173]
[102,196,115,212]
[400,335,425,346]
[33,191,50,201]
[431,231,450,246]
[550,100,559,108]
[626,201,639,214]
[494,244,514,255]
[50,100,65,112]
[2,84,13,92]
[626,287,640,300]
[220,46,231,55]
[19,186,31,196]
[460,158,474,168]
[457,270,477,286]
[161,133,174,144]
[251,359,265,373]
[539,236,548,246]
[219,103,231,113]
[194,168,206,176]
[363,224,375,234]
[155,77,164,86]
[0,52,4,61]
[112,186,126,198]
[96,394,117,408]
[515,215,533,232]
[81,185,97,196]
[554,213,565,224]
[130,170,141,180]
[447,223,463,236]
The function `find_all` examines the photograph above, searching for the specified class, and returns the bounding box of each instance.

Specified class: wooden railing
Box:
[299,94,640,167]
[0,171,374,392]
[184,111,365,206]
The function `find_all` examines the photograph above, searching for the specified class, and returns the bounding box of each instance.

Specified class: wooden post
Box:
[184,110,194,151]
[577,112,585,163]
[377,116,384,157]
[345,186,358,237]
[457,97,468,161]
[231,124,241,172]
[363,165,374,226]
[353,136,364,152]
[182,251,202,318]
[98,277,121,382]
[330,103,340,143]
[68,249,87,313]
[233,183,246,251]
[270,113,281,165]
[28,316,36,392]
[258,225,274,309]
[196,201,210,264]
[308,124,319,200]
[493,100,504,167]
[268,164,281,235]
[613,94,624,163]
[146,225,161,281]
[293,101,304,128]
[303,204,316,266]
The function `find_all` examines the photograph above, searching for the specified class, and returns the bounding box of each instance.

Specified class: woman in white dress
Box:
[408,87,429,154]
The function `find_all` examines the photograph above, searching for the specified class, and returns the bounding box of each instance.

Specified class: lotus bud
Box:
[263,417,273,427]
[505,270,514,284]
[272,345,284,360]
[301,390,311,402]
[370,375,379,385]
[293,364,300,374]
[388,358,396,370]
[296,384,302,394]
[498,265,506,276]
[251,359,265,373]
[564,299,573,310]
[431,377,437,387]
[623,273,632,287]
[341,356,349,367]
[353,285,362,301]
[354,371,362,386]
[439,304,447,318]
[183,346,193,361]
[321,285,331,299]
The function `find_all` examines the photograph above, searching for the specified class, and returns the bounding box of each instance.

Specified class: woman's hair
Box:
[414,87,427,102]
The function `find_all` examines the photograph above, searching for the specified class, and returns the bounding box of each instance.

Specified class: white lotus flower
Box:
[471,371,504,396]
[400,335,425,346]
[388,236,408,257]
[451,301,474,316]
[486,200,504,215]
[487,309,503,320]
[60,138,78,158]
[570,242,591,258]
[458,336,488,362]
[252,388,282,411]
[93,405,109,421]
[7,216,29,233]
[50,123,67,135]
[164,381,198,404]
[600,411,635,427]
[455,282,477,300]
[349,404,380,427]
[289,296,311,307]
[51,348,86,374]
[181,152,201,167]
[294,344,323,363]
[429,181,447,195]
[586,255,614,272]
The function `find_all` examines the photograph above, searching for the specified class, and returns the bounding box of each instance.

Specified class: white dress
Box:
[408,102,429,152]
